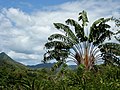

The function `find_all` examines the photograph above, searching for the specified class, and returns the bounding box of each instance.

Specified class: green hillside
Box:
[0,52,120,90]
[0,52,30,89]
[0,52,27,70]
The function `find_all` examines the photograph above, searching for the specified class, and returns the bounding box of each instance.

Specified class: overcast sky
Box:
[0,0,119,65]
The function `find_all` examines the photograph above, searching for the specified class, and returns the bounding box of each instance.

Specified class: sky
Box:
[0,0,119,65]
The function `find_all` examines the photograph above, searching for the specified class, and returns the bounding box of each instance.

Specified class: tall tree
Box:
[44,11,113,70]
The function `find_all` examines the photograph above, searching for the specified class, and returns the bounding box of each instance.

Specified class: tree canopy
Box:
[44,10,114,70]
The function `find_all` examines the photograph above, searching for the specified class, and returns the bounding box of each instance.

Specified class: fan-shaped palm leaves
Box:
[44,10,114,70]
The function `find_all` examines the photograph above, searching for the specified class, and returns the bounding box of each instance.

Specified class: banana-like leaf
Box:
[48,33,77,47]
[78,10,89,26]
[92,18,104,26]
[48,34,68,41]
[44,49,69,62]
[44,50,57,61]
[92,18,111,29]
[54,23,79,43]
[99,43,120,56]
[45,41,71,49]
[65,19,86,41]
[93,30,113,45]
[89,18,112,43]
[44,54,55,62]
[102,18,111,23]
[99,23,111,29]
[102,53,120,66]
[48,34,73,44]
[100,42,120,66]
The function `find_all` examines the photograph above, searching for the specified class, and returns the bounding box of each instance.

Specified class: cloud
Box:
[2,8,33,27]
[8,51,41,65]
[0,0,119,65]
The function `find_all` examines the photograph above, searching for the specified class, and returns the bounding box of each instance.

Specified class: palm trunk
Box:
[84,48,89,69]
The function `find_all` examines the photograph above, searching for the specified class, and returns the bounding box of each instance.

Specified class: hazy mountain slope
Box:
[0,52,76,69]
[28,63,54,68]
[0,52,26,70]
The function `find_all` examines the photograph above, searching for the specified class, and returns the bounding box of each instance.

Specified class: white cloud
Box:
[0,0,119,65]
[8,51,41,65]
[2,8,33,27]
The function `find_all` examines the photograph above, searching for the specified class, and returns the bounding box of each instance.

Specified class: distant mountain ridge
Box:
[0,52,77,69]
[27,63,54,68]
[28,63,77,69]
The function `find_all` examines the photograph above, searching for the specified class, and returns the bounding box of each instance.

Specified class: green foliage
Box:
[0,64,120,90]
[44,10,114,70]
[99,43,120,66]
[99,17,120,66]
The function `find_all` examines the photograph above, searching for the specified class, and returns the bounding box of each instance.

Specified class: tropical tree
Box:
[44,10,114,70]
[99,18,120,66]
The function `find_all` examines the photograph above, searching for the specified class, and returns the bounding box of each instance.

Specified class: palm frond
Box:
[100,43,120,56]
[92,18,104,26]
[45,41,71,49]
[103,53,120,66]
[93,30,113,45]
[65,19,87,41]
[44,49,69,62]
[44,52,55,62]
[48,34,67,41]
[89,18,112,44]
[78,10,89,26]
[54,23,79,43]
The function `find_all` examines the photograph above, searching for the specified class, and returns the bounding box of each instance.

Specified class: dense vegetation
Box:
[0,63,120,90]
[0,11,120,90]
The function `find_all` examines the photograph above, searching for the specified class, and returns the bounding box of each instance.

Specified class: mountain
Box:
[0,52,76,69]
[28,63,54,69]
[0,52,26,70]
[28,63,77,69]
